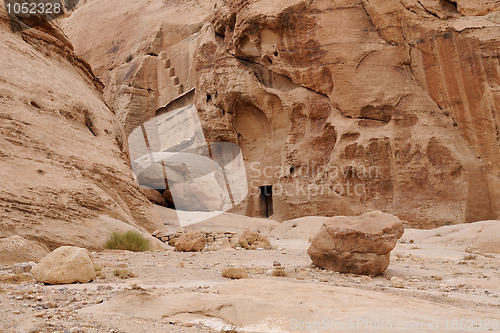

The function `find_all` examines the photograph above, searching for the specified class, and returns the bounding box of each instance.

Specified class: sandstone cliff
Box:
[0,5,163,249]
[62,0,500,228]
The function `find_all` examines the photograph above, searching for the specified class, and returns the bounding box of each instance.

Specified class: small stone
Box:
[41,301,57,309]
[13,310,21,314]
[222,267,248,279]
[35,311,46,317]
[12,263,32,274]
[35,311,47,318]
[273,261,281,267]
[390,277,405,288]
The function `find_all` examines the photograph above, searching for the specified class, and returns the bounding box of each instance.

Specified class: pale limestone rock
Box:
[31,246,96,284]
[12,263,33,274]
[391,277,406,289]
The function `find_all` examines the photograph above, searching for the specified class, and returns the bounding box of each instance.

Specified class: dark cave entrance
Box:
[259,185,273,218]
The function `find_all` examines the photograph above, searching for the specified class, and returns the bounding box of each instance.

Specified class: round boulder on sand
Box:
[31,246,96,284]
[308,211,404,275]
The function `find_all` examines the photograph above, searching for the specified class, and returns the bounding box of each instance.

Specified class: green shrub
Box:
[105,231,151,252]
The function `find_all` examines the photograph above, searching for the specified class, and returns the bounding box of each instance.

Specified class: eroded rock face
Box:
[0,7,162,249]
[61,0,500,228]
[31,246,96,284]
[307,211,404,275]
[0,235,49,265]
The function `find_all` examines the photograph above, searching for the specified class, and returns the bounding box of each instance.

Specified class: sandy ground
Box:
[0,223,499,333]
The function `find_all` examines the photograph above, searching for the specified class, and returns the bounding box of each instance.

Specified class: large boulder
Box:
[174,231,207,252]
[308,211,404,275]
[0,235,49,265]
[31,246,96,284]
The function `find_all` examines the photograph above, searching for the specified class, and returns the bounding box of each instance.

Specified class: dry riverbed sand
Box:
[0,221,499,333]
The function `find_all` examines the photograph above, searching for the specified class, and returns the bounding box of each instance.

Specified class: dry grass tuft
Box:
[463,254,477,261]
[222,267,248,279]
[0,273,34,284]
[95,265,106,279]
[113,268,136,279]
[105,231,150,252]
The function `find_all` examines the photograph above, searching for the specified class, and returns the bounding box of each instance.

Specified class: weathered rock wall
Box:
[0,5,162,249]
[61,0,500,228]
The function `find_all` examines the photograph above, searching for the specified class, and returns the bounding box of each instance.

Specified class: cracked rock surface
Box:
[61,0,500,228]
